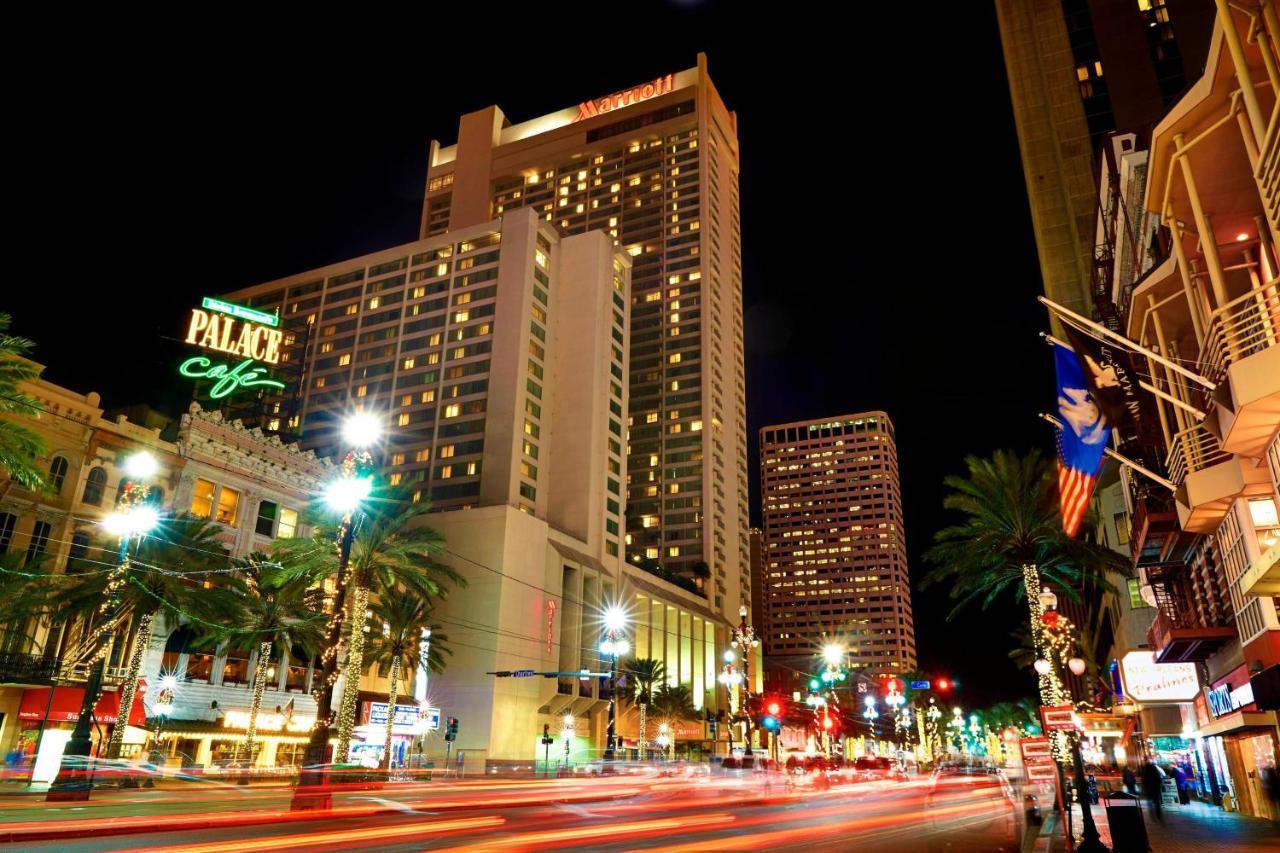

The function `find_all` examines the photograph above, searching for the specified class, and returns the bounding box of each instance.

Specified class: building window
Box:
[69,531,90,562]
[278,507,298,539]
[191,478,216,519]
[1126,579,1150,610]
[256,501,279,537]
[82,467,107,506]
[216,487,240,526]
[48,457,69,493]
[25,521,51,564]
[0,512,16,553]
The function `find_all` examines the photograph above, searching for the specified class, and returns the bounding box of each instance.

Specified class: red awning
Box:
[19,686,147,727]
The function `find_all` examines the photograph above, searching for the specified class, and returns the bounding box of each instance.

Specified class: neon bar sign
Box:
[574,74,675,122]
[178,297,287,399]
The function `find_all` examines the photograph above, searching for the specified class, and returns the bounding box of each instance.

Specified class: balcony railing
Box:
[1165,424,1232,485]
[0,652,59,685]
[1255,102,1280,246]
[1200,280,1280,383]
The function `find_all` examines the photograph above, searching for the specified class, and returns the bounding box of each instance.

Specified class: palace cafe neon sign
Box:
[179,297,287,399]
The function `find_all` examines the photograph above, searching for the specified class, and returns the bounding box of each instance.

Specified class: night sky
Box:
[5,4,1052,707]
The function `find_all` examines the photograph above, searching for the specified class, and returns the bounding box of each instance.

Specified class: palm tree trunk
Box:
[105,610,155,760]
[639,701,647,760]
[244,641,274,763]
[381,655,400,771]
[334,585,370,762]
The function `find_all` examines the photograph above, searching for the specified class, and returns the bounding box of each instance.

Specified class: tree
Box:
[650,682,698,724]
[212,557,326,766]
[623,658,665,757]
[0,313,46,491]
[922,449,1127,706]
[52,513,234,759]
[364,593,448,770]
[273,490,463,760]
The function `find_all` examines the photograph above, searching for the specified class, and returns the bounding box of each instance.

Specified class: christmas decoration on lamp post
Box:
[48,452,161,802]
[294,414,379,809]
[730,606,760,755]
[599,605,629,762]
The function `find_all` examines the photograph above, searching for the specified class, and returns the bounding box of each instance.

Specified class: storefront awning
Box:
[19,686,146,727]
[1197,710,1279,738]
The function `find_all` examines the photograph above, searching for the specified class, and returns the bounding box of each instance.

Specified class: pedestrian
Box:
[1172,762,1190,805]
[1261,764,1280,823]
[1140,759,1164,822]
[1122,765,1138,796]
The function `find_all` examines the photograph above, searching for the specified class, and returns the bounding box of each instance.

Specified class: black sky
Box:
[5,3,1053,707]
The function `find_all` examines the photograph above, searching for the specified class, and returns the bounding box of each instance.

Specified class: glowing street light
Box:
[103,505,160,538]
[342,412,383,448]
[122,450,160,480]
[599,606,628,762]
[324,475,373,515]
[822,643,845,667]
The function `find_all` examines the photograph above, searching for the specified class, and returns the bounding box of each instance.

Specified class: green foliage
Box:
[0,313,47,491]
[922,448,1129,620]
[650,682,698,722]
[200,554,326,659]
[365,592,449,678]
[623,658,666,705]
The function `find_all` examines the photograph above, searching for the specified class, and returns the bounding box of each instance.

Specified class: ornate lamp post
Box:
[730,606,759,755]
[48,451,160,802]
[717,650,743,753]
[599,606,629,762]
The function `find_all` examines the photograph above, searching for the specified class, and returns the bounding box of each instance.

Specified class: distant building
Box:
[758,413,916,675]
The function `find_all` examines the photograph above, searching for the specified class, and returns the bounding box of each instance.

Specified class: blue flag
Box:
[1053,342,1111,535]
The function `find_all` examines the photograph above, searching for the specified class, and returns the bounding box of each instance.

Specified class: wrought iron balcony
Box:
[0,651,59,685]
[1147,608,1236,664]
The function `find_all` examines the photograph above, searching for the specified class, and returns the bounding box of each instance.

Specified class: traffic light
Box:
[936,678,951,692]
[446,717,459,741]
[767,701,780,716]
[808,677,821,691]
[541,723,553,745]
[761,715,779,732]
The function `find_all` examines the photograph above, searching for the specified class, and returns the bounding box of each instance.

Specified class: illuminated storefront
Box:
[1198,664,1279,819]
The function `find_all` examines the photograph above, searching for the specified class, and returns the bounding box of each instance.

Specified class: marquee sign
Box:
[1207,681,1255,718]
[179,297,287,399]
[574,74,675,122]
[1119,651,1200,703]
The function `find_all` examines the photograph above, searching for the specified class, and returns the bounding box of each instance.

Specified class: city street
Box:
[2,772,1020,852]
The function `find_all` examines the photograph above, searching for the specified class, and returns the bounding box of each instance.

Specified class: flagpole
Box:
[1038,296,1216,390]
[1039,413,1176,491]
[1040,334,1206,420]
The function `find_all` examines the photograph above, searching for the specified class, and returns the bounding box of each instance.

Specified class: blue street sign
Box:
[910,680,931,690]
[513,669,535,678]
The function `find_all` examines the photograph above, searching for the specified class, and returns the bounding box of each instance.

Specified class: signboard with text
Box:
[1040,705,1076,731]
[179,297,287,399]
[1020,737,1053,764]
[1119,651,1200,703]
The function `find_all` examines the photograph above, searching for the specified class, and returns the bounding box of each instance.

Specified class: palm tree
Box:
[365,593,448,770]
[0,551,57,653]
[650,682,698,724]
[53,513,234,759]
[0,313,46,491]
[212,557,326,766]
[273,490,464,760]
[623,658,665,757]
[922,449,1127,705]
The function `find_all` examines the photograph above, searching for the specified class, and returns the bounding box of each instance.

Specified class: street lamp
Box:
[295,413,379,808]
[599,606,629,762]
[730,605,759,756]
[48,451,160,802]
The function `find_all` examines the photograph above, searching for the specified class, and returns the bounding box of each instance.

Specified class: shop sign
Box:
[179,297,287,399]
[1026,763,1060,782]
[1020,736,1053,764]
[368,702,426,727]
[574,74,675,122]
[222,710,313,732]
[1040,705,1076,731]
[1119,651,1199,703]
[1207,682,1255,718]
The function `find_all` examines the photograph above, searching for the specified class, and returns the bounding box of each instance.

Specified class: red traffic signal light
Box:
[822,715,833,730]
[886,678,901,692]
[767,701,780,716]
[936,678,950,691]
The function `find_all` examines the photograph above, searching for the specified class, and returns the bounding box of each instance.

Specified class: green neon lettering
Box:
[179,357,287,399]
[201,296,280,328]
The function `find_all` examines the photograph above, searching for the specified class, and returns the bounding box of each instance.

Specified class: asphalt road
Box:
[6,771,1020,852]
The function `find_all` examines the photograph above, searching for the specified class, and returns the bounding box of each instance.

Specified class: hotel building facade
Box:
[758,413,917,675]
[222,206,732,766]
[416,54,750,625]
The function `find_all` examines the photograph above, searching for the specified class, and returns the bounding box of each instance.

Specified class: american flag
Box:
[1052,343,1110,537]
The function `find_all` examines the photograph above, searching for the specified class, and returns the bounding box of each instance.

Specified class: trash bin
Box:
[1103,791,1149,853]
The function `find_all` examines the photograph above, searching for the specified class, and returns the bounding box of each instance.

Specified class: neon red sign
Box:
[574,74,675,122]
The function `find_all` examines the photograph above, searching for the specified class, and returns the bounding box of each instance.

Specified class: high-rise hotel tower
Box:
[420,54,749,623]
[759,412,917,675]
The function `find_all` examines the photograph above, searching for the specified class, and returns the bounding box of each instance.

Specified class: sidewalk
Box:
[1066,797,1279,851]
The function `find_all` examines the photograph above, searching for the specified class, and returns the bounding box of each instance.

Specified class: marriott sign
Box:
[574,74,675,122]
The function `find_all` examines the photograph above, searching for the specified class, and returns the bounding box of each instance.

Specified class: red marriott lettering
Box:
[574,74,675,122]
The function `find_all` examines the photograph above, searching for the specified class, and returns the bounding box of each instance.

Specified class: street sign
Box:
[1040,705,1076,731]
[1019,736,1053,764]
[1025,763,1059,782]
[910,680,931,691]
[512,669,535,678]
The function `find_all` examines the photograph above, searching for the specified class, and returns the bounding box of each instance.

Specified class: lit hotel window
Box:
[398,413,410,426]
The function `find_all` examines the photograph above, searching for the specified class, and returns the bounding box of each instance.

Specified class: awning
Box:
[1198,710,1279,738]
[19,686,146,727]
